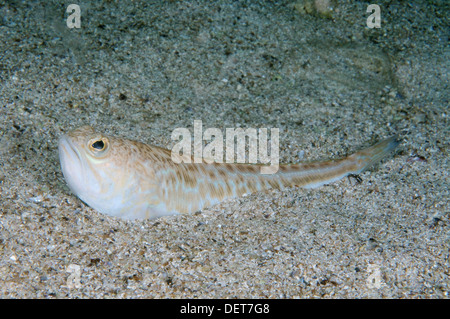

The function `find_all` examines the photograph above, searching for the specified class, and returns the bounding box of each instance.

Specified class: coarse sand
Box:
[0,0,448,298]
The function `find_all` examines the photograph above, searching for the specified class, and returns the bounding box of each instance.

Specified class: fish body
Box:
[58,126,399,219]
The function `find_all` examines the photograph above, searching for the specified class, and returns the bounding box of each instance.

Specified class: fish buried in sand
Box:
[58,126,399,219]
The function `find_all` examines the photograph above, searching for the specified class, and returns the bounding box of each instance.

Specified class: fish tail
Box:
[349,136,400,174]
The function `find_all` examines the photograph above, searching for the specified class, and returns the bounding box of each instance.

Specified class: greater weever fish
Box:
[59,126,399,219]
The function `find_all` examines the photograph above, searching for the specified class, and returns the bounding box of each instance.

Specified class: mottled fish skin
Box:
[58,126,399,219]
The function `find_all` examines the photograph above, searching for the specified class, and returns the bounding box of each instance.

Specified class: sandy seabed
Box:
[0,0,448,298]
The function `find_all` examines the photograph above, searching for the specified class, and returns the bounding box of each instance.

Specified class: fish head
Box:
[58,125,150,218]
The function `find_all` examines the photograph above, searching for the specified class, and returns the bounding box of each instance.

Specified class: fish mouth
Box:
[59,135,82,167]
[58,135,87,193]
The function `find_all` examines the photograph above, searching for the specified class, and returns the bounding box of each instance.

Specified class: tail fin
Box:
[349,136,400,174]
[255,135,400,190]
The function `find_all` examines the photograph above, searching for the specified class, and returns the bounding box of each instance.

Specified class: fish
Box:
[58,126,399,219]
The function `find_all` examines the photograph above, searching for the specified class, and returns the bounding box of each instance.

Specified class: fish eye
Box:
[89,137,108,153]
[92,140,104,150]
